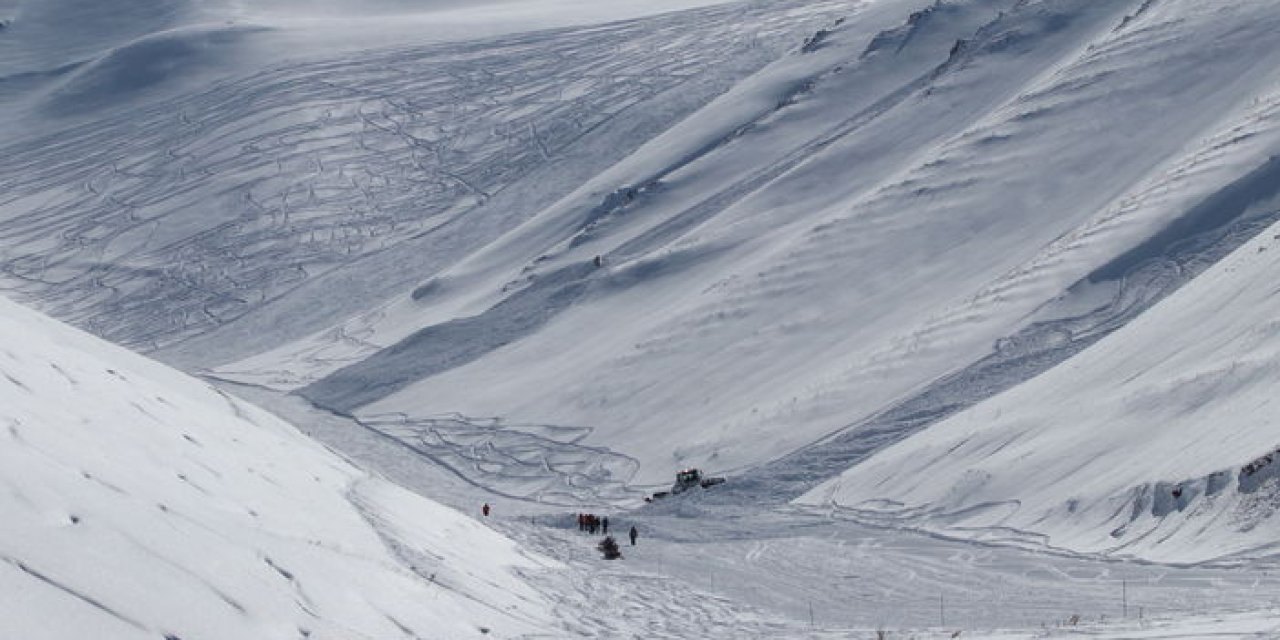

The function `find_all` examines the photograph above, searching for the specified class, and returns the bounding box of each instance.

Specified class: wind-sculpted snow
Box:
[0,0,192,76]
[0,1,843,363]
[41,25,270,116]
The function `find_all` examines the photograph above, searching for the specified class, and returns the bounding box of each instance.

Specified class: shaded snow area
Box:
[0,295,557,639]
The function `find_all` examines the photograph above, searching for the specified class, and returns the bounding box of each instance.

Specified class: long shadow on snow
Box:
[702,155,1280,507]
[300,262,596,414]
[301,242,730,414]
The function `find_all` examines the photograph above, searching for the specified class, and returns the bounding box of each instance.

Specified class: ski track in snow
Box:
[360,412,644,506]
[0,1,848,363]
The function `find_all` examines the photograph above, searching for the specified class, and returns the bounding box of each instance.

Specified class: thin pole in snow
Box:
[940,593,946,627]
[1122,579,1128,618]
[809,601,815,629]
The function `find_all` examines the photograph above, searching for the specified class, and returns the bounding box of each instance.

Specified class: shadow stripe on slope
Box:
[298,238,733,416]
[299,262,595,414]
[3,555,148,632]
[707,155,1280,506]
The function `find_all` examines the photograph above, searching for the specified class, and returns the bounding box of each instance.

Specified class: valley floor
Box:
[233,383,1280,638]
[505,513,1280,638]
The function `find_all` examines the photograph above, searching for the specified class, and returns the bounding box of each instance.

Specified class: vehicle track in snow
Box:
[360,412,643,506]
[496,504,1280,636]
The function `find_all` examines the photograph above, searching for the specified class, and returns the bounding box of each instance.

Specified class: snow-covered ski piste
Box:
[6,0,1280,637]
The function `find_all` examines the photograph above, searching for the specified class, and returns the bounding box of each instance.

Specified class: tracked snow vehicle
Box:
[670,468,725,494]
[644,468,726,501]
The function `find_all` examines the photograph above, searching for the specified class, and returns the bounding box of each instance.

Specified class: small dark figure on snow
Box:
[593,255,603,268]
[629,525,638,546]
[598,536,623,560]
[602,517,609,535]
[482,503,490,517]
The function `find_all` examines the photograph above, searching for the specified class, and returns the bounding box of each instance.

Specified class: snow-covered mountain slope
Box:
[802,169,1280,564]
[8,0,1280,564]
[0,0,742,79]
[0,0,844,358]
[0,294,556,639]
[0,0,752,128]
[254,0,1280,491]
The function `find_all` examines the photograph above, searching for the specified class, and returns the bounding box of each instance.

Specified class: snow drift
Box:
[41,25,269,116]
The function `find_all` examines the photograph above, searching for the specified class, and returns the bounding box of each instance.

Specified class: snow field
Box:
[0,294,556,639]
[7,0,1280,636]
[801,0,1280,562]
[492,504,1280,638]
[310,0,1280,493]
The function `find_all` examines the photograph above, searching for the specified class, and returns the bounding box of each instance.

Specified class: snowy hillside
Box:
[11,0,1280,636]
[0,0,844,357]
[5,0,1280,578]
[803,166,1280,564]
[0,294,556,639]
[227,0,1280,495]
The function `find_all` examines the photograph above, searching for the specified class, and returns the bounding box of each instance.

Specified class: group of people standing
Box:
[578,513,638,546]
[577,513,607,534]
[481,505,638,548]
